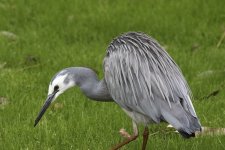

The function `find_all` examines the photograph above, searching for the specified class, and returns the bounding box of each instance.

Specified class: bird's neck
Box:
[71,67,113,102]
[81,79,112,101]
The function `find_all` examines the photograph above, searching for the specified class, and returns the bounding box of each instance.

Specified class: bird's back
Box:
[104,32,201,137]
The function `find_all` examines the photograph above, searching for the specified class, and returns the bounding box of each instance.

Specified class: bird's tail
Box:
[161,102,201,138]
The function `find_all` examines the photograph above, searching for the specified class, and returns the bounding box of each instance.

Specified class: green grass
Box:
[0,0,225,149]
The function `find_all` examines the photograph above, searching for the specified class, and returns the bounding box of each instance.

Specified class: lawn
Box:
[0,0,225,149]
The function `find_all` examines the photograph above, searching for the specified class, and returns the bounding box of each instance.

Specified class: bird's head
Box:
[34,70,75,127]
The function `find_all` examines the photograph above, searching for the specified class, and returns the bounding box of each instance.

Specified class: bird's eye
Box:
[54,85,59,91]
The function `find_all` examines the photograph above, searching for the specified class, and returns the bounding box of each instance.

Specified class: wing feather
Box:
[104,32,197,122]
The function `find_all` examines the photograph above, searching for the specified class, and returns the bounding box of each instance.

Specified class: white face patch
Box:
[47,73,75,101]
[48,74,68,95]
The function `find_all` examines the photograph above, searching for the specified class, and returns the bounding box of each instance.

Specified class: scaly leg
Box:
[111,121,138,150]
[142,126,149,150]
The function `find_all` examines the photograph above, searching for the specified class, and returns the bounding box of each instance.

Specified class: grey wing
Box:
[104,32,200,132]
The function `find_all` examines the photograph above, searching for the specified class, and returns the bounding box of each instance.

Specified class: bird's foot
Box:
[111,128,138,150]
[119,128,131,139]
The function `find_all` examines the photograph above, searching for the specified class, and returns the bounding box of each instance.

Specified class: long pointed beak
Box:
[34,92,57,127]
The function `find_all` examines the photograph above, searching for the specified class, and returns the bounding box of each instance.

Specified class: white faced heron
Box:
[34,32,201,149]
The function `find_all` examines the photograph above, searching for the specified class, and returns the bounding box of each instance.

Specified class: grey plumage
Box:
[34,32,201,149]
[104,32,201,136]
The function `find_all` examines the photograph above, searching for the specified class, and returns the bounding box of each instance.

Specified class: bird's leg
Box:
[142,126,149,150]
[111,121,138,150]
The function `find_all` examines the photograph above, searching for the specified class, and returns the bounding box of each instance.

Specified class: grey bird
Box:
[34,32,201,149]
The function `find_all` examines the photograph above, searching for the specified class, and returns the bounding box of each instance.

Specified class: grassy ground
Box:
[0,0,225,149]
